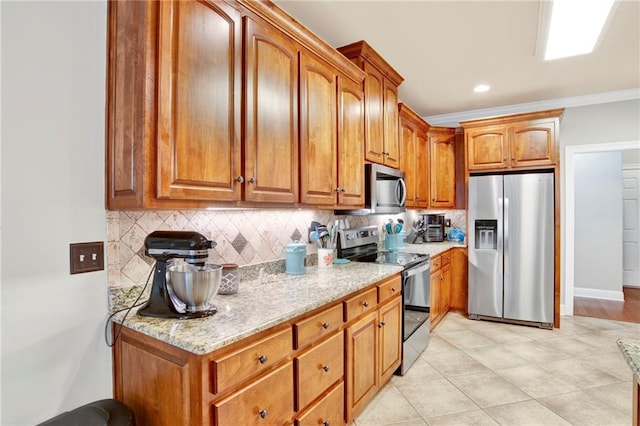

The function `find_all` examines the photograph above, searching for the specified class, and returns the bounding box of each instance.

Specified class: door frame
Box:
[563,140,640,315]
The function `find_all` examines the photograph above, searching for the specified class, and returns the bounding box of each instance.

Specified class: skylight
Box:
[544,0,615,61]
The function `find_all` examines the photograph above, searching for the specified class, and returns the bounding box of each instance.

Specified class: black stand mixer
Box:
[138,230,217,320]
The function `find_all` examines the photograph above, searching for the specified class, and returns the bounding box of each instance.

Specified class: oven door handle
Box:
[403,261,430,278]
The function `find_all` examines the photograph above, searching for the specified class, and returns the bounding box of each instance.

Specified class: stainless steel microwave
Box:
[336,163,406,215]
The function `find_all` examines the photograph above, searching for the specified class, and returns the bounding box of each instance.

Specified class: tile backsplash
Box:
[107,208,466,288]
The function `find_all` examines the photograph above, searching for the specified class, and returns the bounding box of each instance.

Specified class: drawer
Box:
[295,332,344,410]
[213,361,294,426]
[377,275,401,304]
[441,250,451,267]
[294,303,343,350]
[296,381,345,426]
[343,288,377,323]
[431,255,441,271]
[211,327,292,395]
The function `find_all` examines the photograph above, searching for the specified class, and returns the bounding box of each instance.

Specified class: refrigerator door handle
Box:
[504,197,509,276]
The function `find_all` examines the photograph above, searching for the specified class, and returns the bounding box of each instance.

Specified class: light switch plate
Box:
[70,241,105,274]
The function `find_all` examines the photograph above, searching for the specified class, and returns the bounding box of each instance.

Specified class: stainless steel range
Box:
[337,226,431,375]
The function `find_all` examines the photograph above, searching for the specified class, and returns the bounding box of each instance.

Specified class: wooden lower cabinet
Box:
[113,274,403,426]
[213,362,294,425]
[450,248,468,313]
[345,276,402,422]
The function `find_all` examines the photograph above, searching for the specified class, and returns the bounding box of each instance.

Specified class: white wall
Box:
[573,152,624,299]
[559,99,640,311]
[1,2,111,424]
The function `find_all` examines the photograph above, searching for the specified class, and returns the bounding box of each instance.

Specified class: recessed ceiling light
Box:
[473,84,490,93]
[543,0,615,61]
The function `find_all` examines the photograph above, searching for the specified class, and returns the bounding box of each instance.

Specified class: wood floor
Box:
[574,286,640,323]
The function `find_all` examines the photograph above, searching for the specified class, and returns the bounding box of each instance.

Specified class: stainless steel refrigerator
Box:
[468,173,554,328]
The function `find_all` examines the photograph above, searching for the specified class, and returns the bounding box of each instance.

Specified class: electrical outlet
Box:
[70,241,105,274]
[445,218,451,227]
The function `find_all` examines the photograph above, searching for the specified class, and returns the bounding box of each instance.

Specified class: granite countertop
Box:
[617,339,640,381]
[404,241,466,257]
[113,262,403,356]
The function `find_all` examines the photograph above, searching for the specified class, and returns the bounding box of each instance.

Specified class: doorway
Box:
[563,140,640,317]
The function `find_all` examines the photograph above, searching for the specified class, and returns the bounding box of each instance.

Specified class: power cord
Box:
[104,262,155,347]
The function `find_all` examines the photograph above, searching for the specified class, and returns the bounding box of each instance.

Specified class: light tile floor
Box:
[353,313,640,426]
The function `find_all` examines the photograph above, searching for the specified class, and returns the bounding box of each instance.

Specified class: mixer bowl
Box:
[167,263,222,313]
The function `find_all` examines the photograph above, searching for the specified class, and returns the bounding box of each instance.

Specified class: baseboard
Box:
[574,287,625,301]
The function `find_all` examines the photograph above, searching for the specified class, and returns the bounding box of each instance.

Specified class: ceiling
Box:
[274,0,640,125]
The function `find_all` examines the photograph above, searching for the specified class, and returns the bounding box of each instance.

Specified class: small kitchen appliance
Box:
[337,226,431,375]
[138,230,218,319]
[423,214,445,242]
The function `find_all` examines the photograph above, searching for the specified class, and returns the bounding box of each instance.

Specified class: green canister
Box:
[285,241,306,275]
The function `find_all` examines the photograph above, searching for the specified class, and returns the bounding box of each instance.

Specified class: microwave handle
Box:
[396,178,407,207]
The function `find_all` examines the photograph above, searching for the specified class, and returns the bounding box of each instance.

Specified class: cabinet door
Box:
[362,62,385,164]
[156,0,242,201]
[430,133,455,208]
[415,131,430,208]
[383,78,400,168]
[441,263,451,314]
[466,126,508,171]
[399,119,417,206]
[378,296,402,385]
[300,50,338,205]
[337,76,365,207]
[509,120,556,168]
[450,248,468,313]
[430,270,441,329]
[244,17,299,203]
[345,311,378,422]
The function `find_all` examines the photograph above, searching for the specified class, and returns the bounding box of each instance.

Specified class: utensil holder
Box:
[384,232,406,252]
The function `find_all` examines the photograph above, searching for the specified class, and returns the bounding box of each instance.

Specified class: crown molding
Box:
[424,88,640,127]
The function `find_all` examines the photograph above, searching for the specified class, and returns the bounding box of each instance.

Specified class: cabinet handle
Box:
[391,287,396,292]
[416,196,420,200]
[363,301,369,308]
[378,321,386,328]
[335,187,341,192]
[432,198,435,202]
[503,156,507,161]
[322,365,330,372]
[512,156,516,160]
[322,322,330,329]
[340,188,346,193]
[322,421,331,426]
[258,355,268,364]
[235,176,244,183]
[249,177,256,184]
[259,409,268,419]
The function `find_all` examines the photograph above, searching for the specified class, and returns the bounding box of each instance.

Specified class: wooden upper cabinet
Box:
[429,127,456,208]
[399,103,430,208]
[106,0,243,209]
[465,125,509,170]
[383,79,400,168]
[462,109,564,172]
[338,41,404,168]
[156,0,242,202]
[337,75,366,207]
[299,49,338,205]
[243,16,299,203]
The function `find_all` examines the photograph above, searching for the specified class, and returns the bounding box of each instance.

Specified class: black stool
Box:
[37,399,135,426]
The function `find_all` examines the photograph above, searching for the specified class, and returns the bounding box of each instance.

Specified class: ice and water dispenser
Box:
[474,220,497,250]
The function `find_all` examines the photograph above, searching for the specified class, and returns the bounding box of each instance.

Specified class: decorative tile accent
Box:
[106,208,466,288]
[232,233,248,254]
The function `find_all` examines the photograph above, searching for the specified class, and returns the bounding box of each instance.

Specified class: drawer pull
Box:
[322,365,330,372]
[378,321,386,328]
[322,322,330,329]
[259,409,268,419]
[258,355,268,364]
[363,301,369,308]
[322,421,331,426]
[391,287,397,292]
